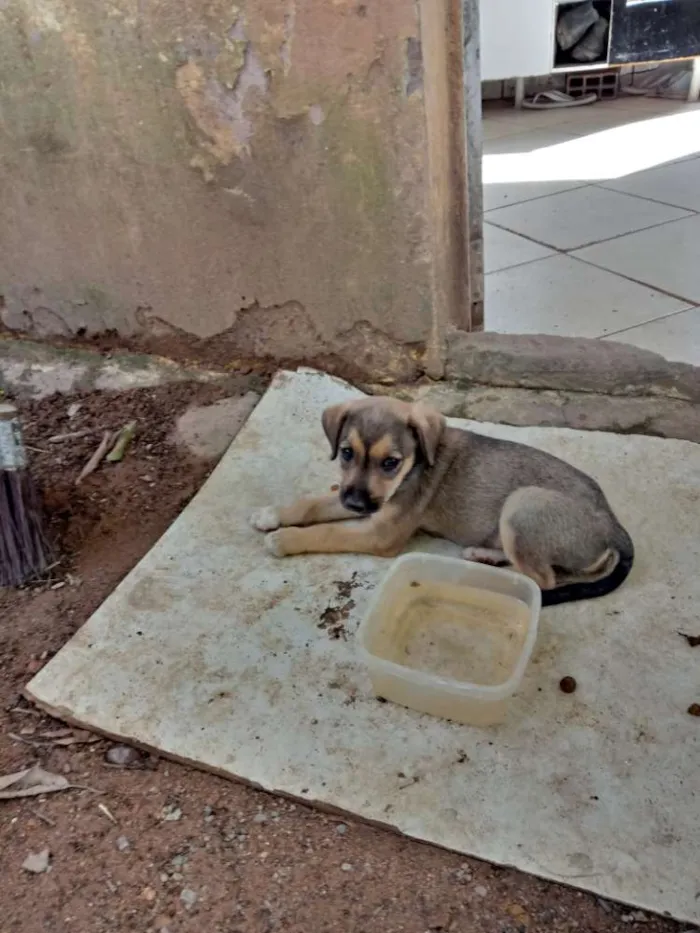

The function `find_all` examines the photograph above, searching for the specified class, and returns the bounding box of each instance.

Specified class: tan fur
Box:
[266,501,410,558]
[368,436,393,460]
[363,434,416,503]
[381,451,416,503]
[347,428,365,459]
[276,495,352,527]
[251,397,633,600]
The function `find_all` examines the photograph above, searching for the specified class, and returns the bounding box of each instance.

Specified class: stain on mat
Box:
[333,571,363,600]
[318,572,367,640]
[318,600,355,641]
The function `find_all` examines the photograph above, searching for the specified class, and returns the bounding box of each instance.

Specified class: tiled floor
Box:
[482,96,700,364]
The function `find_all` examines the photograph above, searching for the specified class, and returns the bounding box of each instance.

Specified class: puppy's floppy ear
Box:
[321,402,351,460]
[408,403,445,467]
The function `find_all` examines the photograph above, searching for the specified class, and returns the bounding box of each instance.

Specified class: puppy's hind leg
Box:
[499,486,633,603]
[500,527,557,590]
[499,488,559,591]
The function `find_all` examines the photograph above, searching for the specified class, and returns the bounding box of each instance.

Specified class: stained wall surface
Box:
[0,0,472,378]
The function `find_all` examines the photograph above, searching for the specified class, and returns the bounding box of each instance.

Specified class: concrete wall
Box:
[0,0,475,379]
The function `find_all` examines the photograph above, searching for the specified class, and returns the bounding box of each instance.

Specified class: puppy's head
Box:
[321,397,445,515]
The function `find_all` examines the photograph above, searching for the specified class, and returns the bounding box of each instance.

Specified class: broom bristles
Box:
[0,406,53,588]
[0,469,53,587]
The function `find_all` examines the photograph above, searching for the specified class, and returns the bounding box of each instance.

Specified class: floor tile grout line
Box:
[595,303,699,341]
[483,105,700,333]
[561,212,696,252]
[484,173,700,220]
[483,255,698,335]
[568,253,700,306]
[484,220,573,253]
[490,204,699,255]
[487,181,691,225]
[675,150,700,164]
[484,243,700,308]
[589,182,700,217]
[483,157,700,213]
[484,184,593,214]
[485,253,556,277]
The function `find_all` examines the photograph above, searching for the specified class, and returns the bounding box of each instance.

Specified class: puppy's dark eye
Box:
[340,446,353,463]
[381,456,401,473]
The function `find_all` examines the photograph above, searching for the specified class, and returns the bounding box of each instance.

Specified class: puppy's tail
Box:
[541,524,634,607]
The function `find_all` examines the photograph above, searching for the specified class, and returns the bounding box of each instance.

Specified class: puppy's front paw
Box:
[250,506,280,532]
[264,530,286,558]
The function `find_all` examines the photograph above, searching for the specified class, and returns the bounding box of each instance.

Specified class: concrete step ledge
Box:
[3,334,698,444]
[383,383,700,445]
[446,332,700,403]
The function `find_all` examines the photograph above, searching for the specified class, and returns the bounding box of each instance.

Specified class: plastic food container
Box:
[357,552,541,726]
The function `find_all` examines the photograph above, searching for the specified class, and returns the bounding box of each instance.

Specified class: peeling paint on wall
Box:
[136,302,421,383]
[27,0,62,32]
[176,19,269,167]
[280,1,295,74]
[308,103,324,125]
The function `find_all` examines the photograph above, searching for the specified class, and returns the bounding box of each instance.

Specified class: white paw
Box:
[463,547,505,566]
[250,506,280,532]
[264,530,285,557]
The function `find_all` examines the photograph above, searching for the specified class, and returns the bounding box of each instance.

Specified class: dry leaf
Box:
[9,729,98,749]
[506,903,531,927]
[160,803,182,822]
[97,802,118,824]
[106,421,137,462]
[0,764,71,799]
[48,729,99,747]
[37,728,74,740]
[76,430,115,485]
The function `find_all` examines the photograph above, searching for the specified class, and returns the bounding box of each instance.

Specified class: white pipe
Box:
[688,56,700,104]
[514,76,525,108]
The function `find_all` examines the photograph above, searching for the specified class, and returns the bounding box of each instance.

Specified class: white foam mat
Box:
[27,369,700,922]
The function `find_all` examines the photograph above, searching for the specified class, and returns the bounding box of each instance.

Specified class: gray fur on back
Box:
[402,427,614,548]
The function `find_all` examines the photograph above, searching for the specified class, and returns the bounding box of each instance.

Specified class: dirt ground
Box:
[0,381,692,933]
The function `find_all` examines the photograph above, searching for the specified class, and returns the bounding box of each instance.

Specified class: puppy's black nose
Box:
[341,486,377,514]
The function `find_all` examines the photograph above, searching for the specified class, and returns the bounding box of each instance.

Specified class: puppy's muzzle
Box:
[341,486,379,515]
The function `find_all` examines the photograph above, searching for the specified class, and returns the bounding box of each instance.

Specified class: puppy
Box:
[250,397,634,605]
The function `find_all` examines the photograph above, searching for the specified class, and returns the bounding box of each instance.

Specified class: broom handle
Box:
[0,402,27,472]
